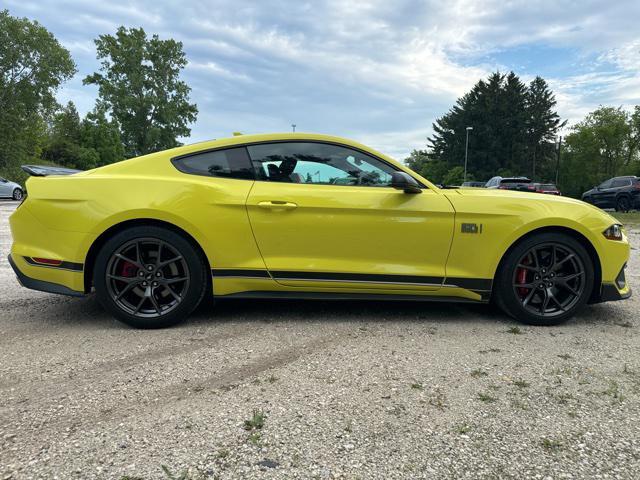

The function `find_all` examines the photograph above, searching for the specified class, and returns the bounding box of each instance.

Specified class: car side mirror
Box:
[391,172,422,194]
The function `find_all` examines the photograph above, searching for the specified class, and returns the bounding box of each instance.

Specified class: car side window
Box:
[612,179,630,188]
[246,142,397,187]
[172,147,254,180]
[598,179,613,189]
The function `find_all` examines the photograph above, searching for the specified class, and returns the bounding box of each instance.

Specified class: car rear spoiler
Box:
[21,165,83,177]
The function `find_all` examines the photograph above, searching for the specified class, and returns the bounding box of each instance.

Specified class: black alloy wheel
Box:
[94,226,208,328]
[495,232,594,326]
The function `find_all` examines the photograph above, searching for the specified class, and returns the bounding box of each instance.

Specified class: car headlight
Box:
[603,224,624,241]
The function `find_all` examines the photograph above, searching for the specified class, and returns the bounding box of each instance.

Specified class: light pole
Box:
[464,126,473,183]
[291,124,296,132]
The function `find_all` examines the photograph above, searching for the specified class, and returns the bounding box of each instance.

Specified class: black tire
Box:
[12,188,22,201]
[494,232,594,326]
[615,196,631,212]
[93,226,209,328]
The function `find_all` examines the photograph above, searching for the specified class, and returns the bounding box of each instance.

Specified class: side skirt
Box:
[217,290,488,303]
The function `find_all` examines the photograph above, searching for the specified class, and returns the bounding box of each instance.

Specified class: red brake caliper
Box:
[119,260,138,278]
[516,258,530,298]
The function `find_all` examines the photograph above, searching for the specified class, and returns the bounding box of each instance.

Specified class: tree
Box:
[526,76,565,179]
[42,102,124,170]
[0,10,76,180]
[426,71,563,183]
[559,106,639,198]
[84,27,198,158]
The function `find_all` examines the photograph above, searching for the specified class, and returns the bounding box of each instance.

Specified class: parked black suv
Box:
[582,176,640,211]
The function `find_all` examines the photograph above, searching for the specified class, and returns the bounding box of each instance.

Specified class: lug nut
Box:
[156,272,161,277]
[152,281,158,286]
[147,265,153,271]
[138,272,144,277]
[142,281,148,286]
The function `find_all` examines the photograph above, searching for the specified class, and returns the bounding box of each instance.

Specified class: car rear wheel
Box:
[494,232,594,326]
[12,188,22,201]
[615,196,631,212]
[94,226,209,328]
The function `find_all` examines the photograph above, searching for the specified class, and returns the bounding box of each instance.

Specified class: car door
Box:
[245,141,455,291]
[0,178,10,197]
[592,179,613,207]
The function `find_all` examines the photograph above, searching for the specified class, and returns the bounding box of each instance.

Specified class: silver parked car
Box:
[0,177,23,200]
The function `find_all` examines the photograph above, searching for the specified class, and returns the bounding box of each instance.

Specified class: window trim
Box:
[171,140,426,188]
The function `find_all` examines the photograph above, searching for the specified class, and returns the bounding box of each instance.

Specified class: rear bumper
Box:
[8,254,84,297]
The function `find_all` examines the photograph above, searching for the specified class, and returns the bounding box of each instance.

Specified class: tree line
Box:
[406,72,640,198]
[0,10,197,184]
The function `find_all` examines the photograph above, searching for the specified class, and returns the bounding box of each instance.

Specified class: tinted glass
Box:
[173,147,254,180]
[612,178,631,188]
[599,179,613,189]
[247,142,397,187]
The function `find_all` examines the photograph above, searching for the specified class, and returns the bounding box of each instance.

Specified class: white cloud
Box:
[4,0,640,159]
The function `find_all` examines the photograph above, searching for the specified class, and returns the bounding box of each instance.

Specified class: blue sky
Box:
[5,0,640,160]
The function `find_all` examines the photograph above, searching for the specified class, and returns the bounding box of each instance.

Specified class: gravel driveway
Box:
[1,200,639,479]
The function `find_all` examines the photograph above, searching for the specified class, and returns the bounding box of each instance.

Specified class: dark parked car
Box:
[461,181,486,188]
[485,176,534,191]
[533,183,561,195]
[582,176,640,212]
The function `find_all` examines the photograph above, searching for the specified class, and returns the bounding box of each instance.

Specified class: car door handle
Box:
[257,201,298,210]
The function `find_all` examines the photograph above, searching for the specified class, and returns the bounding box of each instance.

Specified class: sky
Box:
[5,0,640,160]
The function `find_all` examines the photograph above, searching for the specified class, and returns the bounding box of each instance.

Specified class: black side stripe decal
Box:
[271,270,443,285]
[446,277,493,291]
[212,269,271,278]
[24,256,83,272]
[212,268,492,291]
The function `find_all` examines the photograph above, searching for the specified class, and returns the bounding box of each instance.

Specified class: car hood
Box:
[444,187,618,224]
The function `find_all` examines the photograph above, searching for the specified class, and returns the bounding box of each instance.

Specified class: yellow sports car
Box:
[8,133,631,328]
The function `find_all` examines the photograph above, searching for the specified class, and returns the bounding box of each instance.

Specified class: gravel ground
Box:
[1,200,640,479]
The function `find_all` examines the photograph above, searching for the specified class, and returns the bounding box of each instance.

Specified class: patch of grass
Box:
[216,448,229,459]
[161,465,194,480]
[456,423,471,434]
[244,409,266,431]
[506,326,523,335]
[557,353,572,360]
[248,432,262,446]
[513,379,530,389]
[471,369,489,378]
[477,392,497,403]
[429,388,447,410]
[410,382,424,390]
[555,392,573,405]
[613,211,640,228]
[600,381,624,404]
[479,348,501,354]
[541,438,563,452]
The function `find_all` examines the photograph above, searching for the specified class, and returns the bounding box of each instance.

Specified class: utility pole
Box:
[291,124,296,132]
[555,136,562,185]
[464,126,473,183]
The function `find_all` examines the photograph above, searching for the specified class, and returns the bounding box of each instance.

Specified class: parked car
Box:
[461,181,485,188]
[9,133,630,328]
[582,176,640,212]
[485,176,534,191]
[533,183,561,195]
[0,177,23,200]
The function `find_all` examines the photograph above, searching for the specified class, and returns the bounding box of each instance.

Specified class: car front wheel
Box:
[494,232,594,326]
[94,226,209,328]
[12,188,23,201]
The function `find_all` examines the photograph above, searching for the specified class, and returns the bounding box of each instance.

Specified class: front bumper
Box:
[8,254,84,297]
[591,264,632,303]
